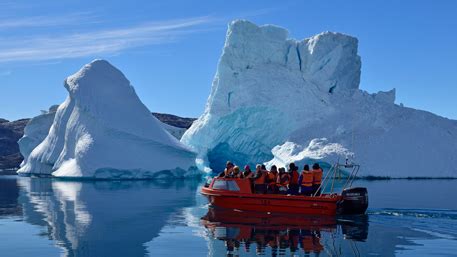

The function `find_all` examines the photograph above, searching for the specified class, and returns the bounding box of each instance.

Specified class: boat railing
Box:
[313,161,360,197]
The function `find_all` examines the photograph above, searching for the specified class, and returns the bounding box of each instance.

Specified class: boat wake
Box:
[368,208,457,243]
[368,208,457,220]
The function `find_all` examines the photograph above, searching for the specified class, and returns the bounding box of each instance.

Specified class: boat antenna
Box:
[351,119,355,156]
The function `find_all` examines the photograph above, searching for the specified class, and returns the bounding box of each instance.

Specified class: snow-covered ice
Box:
[18,105,58,164]
[19,107,186,166]
[18,59,197,179]
[181,20,457,178]
[265,139,352,170]
[160,122,187,139]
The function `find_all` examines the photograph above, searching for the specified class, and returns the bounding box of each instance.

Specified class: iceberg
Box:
[160,122,188,139]
[18,105,58,163]
[19,107,187,163]
[181,20,457,177]
[18,60,197,179]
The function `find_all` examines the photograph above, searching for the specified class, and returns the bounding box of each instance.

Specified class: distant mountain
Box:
[0,113,195,170]
[152,112,196,129]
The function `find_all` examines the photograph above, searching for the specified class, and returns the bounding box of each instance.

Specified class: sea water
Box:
[0,175,456,257]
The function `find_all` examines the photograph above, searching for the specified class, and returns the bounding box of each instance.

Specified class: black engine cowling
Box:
[337,187,368,215]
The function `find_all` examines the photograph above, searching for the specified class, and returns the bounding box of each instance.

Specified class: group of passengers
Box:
[219,161,323,196]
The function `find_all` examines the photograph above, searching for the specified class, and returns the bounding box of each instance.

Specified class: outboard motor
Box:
[337,187,368,215]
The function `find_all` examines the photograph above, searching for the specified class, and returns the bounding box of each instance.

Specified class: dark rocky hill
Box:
[0,113,195,170]
[0,119,30,169]
[152,112,196,129]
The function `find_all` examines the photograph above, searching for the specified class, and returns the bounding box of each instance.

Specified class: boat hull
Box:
[201,188,341,216]
[201,177,368,216]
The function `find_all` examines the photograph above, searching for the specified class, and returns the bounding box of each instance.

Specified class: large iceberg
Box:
[18,60,197,179]
[181,20,457,177]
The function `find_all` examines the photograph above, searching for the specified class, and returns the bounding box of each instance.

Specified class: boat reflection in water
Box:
[201,207,368,256]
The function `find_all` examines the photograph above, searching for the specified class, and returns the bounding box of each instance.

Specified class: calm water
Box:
[0,175,456,257]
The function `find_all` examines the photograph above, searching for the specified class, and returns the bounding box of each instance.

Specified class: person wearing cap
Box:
[267,165,279,193]
[312,163,323,195]
[276,167,290,194]
[298,164,313,196]
[288,163,300,195]
[253,164,267,194]
[261,164,267,172]
[243,165,253,178]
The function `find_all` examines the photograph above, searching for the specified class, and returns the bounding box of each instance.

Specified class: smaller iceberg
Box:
[18,105,58,163]
[18,60,197,179]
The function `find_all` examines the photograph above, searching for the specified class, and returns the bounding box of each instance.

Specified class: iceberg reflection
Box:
[18,177,199,257]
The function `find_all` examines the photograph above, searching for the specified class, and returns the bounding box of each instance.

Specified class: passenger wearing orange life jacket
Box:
[312,163,323,195]
[298,164,314,196]
[288,163,300,195]
[276,167,290,194]
[267,165,279,193]
[253,164,267,194]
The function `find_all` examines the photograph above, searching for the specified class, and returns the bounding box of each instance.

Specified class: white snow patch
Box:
[266,139,352,168]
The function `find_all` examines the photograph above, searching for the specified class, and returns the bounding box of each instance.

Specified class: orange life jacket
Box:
[267,171,277,185]
[290,170,299,185]
[277,173,290,186]
[254,172,266,185]
[301,171,313,187]
[312,168,323,185]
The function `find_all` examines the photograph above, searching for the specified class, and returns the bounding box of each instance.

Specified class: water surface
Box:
[0,176,456,257]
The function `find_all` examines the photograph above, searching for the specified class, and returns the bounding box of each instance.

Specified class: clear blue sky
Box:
[0,0,456,121]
